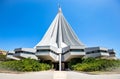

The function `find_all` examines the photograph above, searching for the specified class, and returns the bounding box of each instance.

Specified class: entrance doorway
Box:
[53,63,59,70]
[53,62,69,71]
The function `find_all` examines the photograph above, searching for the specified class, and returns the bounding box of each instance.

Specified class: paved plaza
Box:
[0,71,120,79]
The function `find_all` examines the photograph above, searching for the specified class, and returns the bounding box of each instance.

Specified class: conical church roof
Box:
[35,7,85,48]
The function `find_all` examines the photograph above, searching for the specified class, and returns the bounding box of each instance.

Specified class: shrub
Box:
[0,55,7,61]
[0,58,51,72]
[69,58,120,72]
[68,58,83,69]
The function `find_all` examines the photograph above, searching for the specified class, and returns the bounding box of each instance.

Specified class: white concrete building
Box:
[7,7,116,70]
[7,51,20,60]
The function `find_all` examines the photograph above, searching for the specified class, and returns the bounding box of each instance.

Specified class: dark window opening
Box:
[15,51,35,55]
[70,49,84,52]
[86,50,108,54]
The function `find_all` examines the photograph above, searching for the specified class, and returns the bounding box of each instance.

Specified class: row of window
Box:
[7,53,14,55]
[62,49,84,55]
[15,51,35,55]
[86,50,108,54]
[37,50,50,52]
[109,52,115,54]
[70,49,84,52]
[37,49,85,55]
[37,50,59,55]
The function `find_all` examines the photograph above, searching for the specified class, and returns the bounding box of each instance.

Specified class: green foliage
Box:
[69,58,120,72]
[68,58,83,69]
[0,55,7,61]
[0,58,51,72]
[82,57,96,63]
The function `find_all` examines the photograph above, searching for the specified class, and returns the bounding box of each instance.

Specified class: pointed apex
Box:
[35,6,85,48]
[58,7,62,13]
[58,4,62,13]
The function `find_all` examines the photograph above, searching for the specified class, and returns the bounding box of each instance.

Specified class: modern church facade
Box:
[7,8,116,70]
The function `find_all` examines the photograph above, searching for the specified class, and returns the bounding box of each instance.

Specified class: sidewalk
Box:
[0,71,120,79]
[53,71,67,79]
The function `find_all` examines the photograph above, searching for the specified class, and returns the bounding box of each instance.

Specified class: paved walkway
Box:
[67,71,120,79]
[0,71,120,79]
[53,71,67,79]
[0,71,53,79]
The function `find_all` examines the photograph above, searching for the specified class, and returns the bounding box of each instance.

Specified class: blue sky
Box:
[0,0,120,58]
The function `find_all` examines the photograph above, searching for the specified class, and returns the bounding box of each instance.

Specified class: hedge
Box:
[69,58,120,71]
[0,58,51,72]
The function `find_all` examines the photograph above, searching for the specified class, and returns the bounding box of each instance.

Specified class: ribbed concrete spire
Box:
[35,8,85,49]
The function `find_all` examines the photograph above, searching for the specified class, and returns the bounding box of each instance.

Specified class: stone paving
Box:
[0,71,120,79]
[53,71,67,79]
